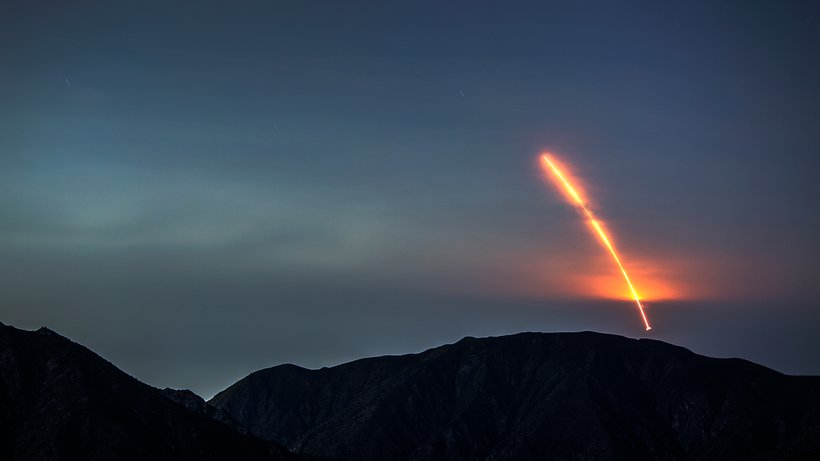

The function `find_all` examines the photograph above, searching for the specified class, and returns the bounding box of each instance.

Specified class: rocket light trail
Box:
[540,154,652,331]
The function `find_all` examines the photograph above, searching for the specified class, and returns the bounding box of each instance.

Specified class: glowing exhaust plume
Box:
[540,154,652,331]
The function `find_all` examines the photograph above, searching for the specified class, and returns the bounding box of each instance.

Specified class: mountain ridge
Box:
[0,322,304,461]
[211,331,820,461]
[2,321,818,460]
[222,331,764,377]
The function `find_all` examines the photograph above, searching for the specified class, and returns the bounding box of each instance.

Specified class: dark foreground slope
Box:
[0,322,302,461]
[211,332,820,461]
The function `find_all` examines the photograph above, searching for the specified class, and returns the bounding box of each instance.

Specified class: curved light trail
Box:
[540,154,652,331]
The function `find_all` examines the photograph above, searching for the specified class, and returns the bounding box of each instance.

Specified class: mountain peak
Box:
[211,331,820,461]
[0,323,304,460]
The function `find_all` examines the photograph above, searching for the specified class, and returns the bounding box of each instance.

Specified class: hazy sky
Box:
[2,1,819,398]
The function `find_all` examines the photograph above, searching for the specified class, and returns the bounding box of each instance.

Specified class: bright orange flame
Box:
[540,154,652,331]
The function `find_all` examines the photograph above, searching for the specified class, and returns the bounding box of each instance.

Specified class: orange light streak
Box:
[541,154,652,331]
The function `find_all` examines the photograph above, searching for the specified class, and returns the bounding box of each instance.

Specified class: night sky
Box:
[2,1,819,398]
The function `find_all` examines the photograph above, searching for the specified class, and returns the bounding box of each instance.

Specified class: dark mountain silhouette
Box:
[0,322,303,461]
[211,332,820,461]
[160,387,255,436]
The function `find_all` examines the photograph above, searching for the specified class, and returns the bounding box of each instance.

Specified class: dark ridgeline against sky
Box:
[1,1,818,398]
